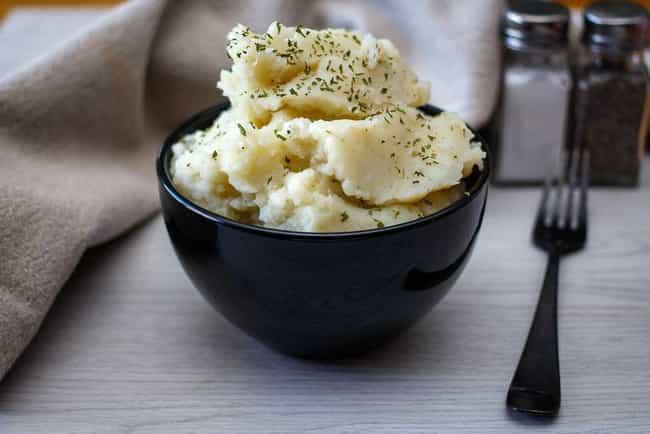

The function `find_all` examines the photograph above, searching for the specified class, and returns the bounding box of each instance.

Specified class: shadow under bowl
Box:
[157,102,490,358]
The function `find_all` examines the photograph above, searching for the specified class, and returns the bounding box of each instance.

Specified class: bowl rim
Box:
[157,102,491,240]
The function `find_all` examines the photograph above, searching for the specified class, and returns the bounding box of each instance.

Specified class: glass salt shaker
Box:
[492,1,572,185]
[572,1,649,186]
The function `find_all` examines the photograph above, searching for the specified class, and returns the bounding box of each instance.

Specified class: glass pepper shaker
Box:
[492,1,572,185]
[572,1,649,186]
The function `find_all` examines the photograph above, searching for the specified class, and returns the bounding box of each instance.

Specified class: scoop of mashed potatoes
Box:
[171,22,485,232]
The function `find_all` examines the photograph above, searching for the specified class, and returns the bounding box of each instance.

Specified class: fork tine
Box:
[578,149,589,231]
[546,153,565,227]
[565,147,580,228]
[536,173,552,229]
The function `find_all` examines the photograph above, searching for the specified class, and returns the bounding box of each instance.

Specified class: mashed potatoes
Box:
[171,23,485,232]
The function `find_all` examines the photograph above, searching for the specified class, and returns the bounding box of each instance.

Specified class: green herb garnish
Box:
[296,24,306,37]
[274,129,287,141]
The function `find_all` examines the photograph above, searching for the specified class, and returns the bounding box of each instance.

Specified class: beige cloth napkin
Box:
[0,0,502,380]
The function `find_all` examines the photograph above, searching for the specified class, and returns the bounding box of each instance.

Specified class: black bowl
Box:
[157,102,490,358]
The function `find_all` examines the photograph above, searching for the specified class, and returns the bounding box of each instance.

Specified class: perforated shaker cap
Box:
[583,1,649,51]
[503,0,570,49]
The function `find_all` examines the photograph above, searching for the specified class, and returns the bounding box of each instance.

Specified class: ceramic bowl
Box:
[157,102,490,358]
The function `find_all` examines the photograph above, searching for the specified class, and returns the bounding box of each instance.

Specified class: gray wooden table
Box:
[1,8,650,434]
[1,164,649,434]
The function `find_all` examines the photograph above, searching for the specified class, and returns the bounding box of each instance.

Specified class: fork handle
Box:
[507,251,561,415]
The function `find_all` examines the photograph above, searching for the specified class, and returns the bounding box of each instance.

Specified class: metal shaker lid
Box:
[583,1,649,51]
[503,1,570,49]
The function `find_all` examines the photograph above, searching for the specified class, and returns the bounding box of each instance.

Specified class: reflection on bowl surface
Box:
[157,103,490,358]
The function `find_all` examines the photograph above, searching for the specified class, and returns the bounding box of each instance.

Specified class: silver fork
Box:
[506,149,589,416]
